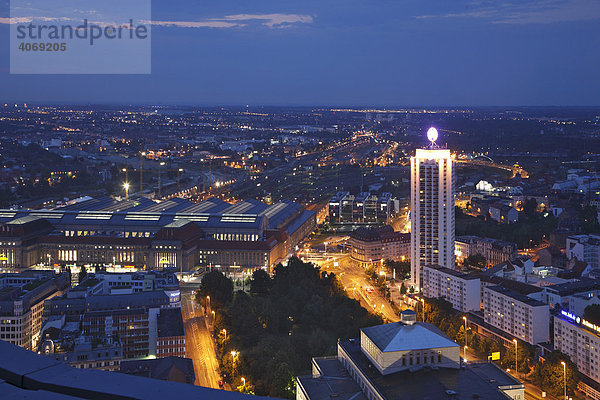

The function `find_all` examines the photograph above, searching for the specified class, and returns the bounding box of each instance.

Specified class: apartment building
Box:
[422,265,480,312]
[483,285,549,345]
[554,311,600,399]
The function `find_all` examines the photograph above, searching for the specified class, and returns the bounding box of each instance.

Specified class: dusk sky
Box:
[1,0,600,106]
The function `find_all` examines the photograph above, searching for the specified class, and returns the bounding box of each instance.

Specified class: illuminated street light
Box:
[513,339,518,375]
[158,161,166,199]
[241,377,246,387]
[222,329,227,340]
[561,361,566,400]
[463,316,468,348]
[140,152,145,193]
[123,182,130,200]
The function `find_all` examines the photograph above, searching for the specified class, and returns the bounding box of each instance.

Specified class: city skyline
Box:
[1,0,600,105]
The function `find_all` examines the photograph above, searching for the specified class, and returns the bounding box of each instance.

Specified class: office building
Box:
[483,285,549,345]
[44,271,182,361]
[422,265,481,312]
[0,270,69,351]
[349,226,409,267]
[328,191,394,225]
[296,311,524,400]
[410,128,455,289]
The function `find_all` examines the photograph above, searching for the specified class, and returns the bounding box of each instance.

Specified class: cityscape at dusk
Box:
[1,1,600,400]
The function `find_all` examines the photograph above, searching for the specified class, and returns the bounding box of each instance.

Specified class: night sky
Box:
[1,0,599,106]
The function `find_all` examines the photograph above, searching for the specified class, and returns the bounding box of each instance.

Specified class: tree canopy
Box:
[208,257,382,398]
[197,270,234,308]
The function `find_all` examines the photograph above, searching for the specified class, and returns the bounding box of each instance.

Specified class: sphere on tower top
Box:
[427,127,438,143]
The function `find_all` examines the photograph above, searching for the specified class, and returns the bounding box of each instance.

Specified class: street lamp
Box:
[206,296,210,309]
[420,298,425,322]
[123,182,130,200]
[561,361,566,400]
[177,168,184,192]
[513,339,518,375]
[140,152,145,194]
[241,377,246,387]
[222,329,227,340]
[463,316,468,347]
[158,161,166,199]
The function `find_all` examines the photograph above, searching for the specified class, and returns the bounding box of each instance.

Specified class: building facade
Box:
[410,146,455,289]
[455,236,517,267]
[349,226,409,267]
[554,311,600,392]
[328,191,394,225]
[483,286,549,345]
[422,265,481,312]
[0,271,69,351]
[0,196,316,274]
[567,234,600,270]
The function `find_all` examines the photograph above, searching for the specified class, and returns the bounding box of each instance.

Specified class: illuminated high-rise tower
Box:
[410,127,455,290]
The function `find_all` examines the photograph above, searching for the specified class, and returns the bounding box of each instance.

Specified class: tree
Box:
[580,205,600,234]
[500,340,535,374]
[584,304,600,326]
[250,269,272,296]
[197,270,234,308]
[79,265,87,282]
[532,351,578,398]
[213,257,382,399]
[523,198,538,218]
[462,254,486,270]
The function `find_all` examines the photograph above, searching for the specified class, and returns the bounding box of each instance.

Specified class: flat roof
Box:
[545,278,600,296]
[157,308,185,338]
[485,286,547,307]
[297,357,367,400]
[424,265,480,280]
[340,339,522,400]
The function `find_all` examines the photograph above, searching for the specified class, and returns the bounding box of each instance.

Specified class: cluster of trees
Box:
[417,298,579,398]
[461,254,486,270]
[196,257,382,399]
[383,259,411,280]
[456,206,557,248]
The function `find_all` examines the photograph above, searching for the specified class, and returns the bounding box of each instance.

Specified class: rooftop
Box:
[424,265,480,280]
[157,308,185,338]
[361,321,459,353]
[339,339,522,400]
[545,277,600,296]
[486,285,547,307]
[0,340,268,399]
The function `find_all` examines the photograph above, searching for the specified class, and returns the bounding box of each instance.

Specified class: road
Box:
[181,291,222,389]
[310,252,400,322]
